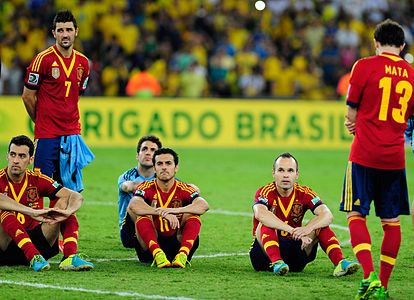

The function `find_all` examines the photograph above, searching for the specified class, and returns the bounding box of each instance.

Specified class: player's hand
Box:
[291,226,313,240]
[45,208,72,224]
[156,207,174,217]
[344,116,356,135]
[163,214,180,230]
[300,236,313,250]
[29,208,54,223]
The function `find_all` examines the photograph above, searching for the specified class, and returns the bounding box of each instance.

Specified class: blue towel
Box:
[60,135,95,192]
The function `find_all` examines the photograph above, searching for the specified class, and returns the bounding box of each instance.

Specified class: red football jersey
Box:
[252,182,323,238]
[135,179,200,236]
[0,168,62,230]
[347,52,414,169]
[24,45,90,138]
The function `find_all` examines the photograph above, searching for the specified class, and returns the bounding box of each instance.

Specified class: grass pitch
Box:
[0,146,413,299]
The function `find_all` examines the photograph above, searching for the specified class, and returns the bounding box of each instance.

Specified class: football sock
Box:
[61,214,79,258]
[136,217,161,256]
[179,216,201,255]
[0,211,39,261]
[379,220,401,289]
[259,225,282,263]
[348,215,374,278]
[317,226,343,266]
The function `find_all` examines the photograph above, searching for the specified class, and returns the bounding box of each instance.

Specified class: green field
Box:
[0,146,413,299]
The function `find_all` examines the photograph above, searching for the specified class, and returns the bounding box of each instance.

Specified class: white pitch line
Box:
[0,280,196,300]
[84,201,349,232]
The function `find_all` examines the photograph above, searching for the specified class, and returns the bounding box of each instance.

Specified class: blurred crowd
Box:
[1,0,414,99]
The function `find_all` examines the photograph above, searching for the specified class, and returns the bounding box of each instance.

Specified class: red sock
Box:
[61,214,79,257]
[259,225,281,263]
[0,211,39,261]
[348,215,374,278]
[317,226,344,266]
[136,217,161,256]
[179,216,201,255]
[379,221,401,289]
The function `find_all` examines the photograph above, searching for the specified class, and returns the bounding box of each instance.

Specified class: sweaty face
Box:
[272,157,298,192]
[154,154,177,182]
[7,144,33,178]
[53,22,77,49]
[137,141,159,168]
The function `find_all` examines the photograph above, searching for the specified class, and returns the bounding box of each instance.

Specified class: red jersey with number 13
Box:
[24,45,90,138]
[346,52,414,169]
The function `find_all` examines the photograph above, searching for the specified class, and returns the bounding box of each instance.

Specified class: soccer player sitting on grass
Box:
[0,135,93,271]
[128,148,209,268]
[249,153,359,276]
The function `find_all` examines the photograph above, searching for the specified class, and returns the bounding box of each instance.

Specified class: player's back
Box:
[348,53,414,169]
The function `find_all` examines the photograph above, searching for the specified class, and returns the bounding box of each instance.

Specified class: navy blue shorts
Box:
[120,212,139,249]
[34,137,62,182]
[340,162,410,218]
[249,237,317,272]
[0,224,59,266]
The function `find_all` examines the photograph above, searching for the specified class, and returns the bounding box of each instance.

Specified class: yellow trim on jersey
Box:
[277,192,295,219]
[264,241,278,250]
[155,182,178,208]
[353,243,371,255]
[7,171,28,203]
[32,47,53,72]
[0,211,15,222]
[73,49,88,60]
[63,237,78,245]
[326,244,340,255]
[187,215,201,222]
[380,255,396,265]
[51,47,76,78]
[380,53,403,62]
[17,238,31,248]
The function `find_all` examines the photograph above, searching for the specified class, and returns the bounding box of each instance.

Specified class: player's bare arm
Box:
[253,204,294,234]
[121,181,141,193]
[292,204,333,240]
[156,197,209,216]
[0,193,52,222]
[47,187,84,223]
[345,106,357,134]
[129,196,159,216]
[21,87,38,122]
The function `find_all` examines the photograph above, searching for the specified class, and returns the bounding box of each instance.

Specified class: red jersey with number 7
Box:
[0,168,62,230]
[346,52,414,169]
[24,45,90,138]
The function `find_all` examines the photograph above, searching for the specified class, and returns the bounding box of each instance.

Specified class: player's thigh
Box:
[279,237,317,272]
[249,238,272,271]
[340,162,374,215]
[374,168,410,218]
[40,223,60,247]
[0,224,12,251]
[33,137,60,177]
[120,212,139,248]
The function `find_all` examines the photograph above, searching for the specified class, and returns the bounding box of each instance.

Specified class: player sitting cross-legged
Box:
[249,153,359,276]
[0,135,93,271]
[127,148,209,268]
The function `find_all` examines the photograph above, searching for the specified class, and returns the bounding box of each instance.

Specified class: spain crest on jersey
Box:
[27,187,39,202]
[52,67,60,79]
[77,65,84,81]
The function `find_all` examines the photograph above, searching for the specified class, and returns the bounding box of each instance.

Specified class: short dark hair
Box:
[273,152,299,172]
[374,19,405,48]
[53,10,77,30]
[137,135,162,153]
[9,135,35,157]
[153,148,179,166]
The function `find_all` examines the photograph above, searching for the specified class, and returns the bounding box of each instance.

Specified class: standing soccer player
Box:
[22,10,93,192]
[340,19,414,299]
[128,148,209,268]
